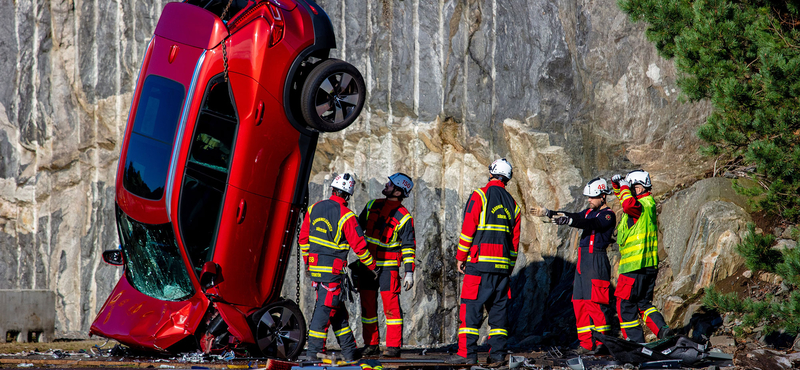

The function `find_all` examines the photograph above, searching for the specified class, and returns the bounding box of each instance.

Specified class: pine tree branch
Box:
[768,14,800,50]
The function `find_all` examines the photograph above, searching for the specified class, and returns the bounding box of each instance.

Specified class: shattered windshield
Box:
[116,206,194,301]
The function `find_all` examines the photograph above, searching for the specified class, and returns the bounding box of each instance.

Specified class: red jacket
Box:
[299,194,375,282]
[457,179,521,273]
[358,199,416,272]
[612,182,651,227]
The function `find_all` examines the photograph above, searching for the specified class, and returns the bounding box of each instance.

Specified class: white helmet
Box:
[389,172,414,197]
[331,173,355,195]
[583,177,612,197]
[489,158,513,180]
[625,170,651,189]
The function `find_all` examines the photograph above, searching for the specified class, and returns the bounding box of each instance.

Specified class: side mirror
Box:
[102,249,124,266]
[200,261,224,290]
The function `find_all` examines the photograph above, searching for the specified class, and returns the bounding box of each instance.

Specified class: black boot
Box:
[382,347,401,358]
[657,327,674,339]
[445,354,477,364]
[360,344,380,357]
[486,354,506,367]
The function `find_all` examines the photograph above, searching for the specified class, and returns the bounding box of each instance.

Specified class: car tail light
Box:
[268,4,284,47]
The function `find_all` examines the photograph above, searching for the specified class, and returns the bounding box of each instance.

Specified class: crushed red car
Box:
[90,0,366,359]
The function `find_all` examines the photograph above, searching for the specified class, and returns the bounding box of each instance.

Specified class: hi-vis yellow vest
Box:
[617,195,658,274]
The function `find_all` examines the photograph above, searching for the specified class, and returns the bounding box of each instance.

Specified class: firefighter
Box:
[298,173,377,362]
[532,178,616,354]
[356,173,416,358]
[447,159,521,366]
[610,170,672,343]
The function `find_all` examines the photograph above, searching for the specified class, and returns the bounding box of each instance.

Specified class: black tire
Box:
[252,299,306,359]
[300,59,366,132]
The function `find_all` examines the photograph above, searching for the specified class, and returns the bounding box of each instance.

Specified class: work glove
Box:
[403,272,414,291]
[554,215,572,225]
[611,174,622,185]
[530,206,550,217]
[618,178,630,188]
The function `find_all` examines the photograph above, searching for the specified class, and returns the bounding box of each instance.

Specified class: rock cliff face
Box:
[0,0,732,344]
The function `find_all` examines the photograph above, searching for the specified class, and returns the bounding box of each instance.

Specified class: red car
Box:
[90,0,365,359]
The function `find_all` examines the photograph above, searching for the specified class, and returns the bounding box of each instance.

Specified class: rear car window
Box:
[123,75,185,200]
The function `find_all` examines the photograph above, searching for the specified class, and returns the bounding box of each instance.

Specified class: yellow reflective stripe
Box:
[361,317,378,324]
[402,248,415,255]
[364,236,402,249]
[620,250,659,266]
[309,236,349,250]
[509,251,517,257]
[403,257,415,264]
[594,325,610,332]
[477,256,510,263]
[460,233,473,243]
[392,214,413,243]
[620,320,640,329]
[620,232,658,246]
[643,307,659,320]
[356,250,370,258]
[386,319,403,325]
[364,200,375,223]
[361,255,375,266]
[458,327,480,335]
[307,204,316,215]
[576,325,595,333]
[309,330,327,338]
[308,266,334,273]
[377,260,399,266]
[489,328,508,336]
[476,189,488,226]
[458,245,470,252]
[514,204,521,218]
[334,327,352,336]
[477,224,511,233]
[335,212,356,244]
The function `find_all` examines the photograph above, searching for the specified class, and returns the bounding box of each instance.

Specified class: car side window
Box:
[178,75,238,273]
[122,75,185,200]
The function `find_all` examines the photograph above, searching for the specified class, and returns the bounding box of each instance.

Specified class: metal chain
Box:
[220,0,234,20]
[295,207,305,305]
[222,41,229,82]
[220,0,234,82]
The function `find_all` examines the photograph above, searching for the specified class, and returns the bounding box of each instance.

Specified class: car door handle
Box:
[236,199,247,224]
[254,101,264,126]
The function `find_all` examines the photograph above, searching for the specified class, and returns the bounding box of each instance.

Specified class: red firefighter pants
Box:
[359,268,403,347]
[458,272,509,359]
[572,250,614,350]
[615,267,667,343]
[307,281,358,357]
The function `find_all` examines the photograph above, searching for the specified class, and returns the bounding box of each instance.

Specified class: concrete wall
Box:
[0,290,55,343]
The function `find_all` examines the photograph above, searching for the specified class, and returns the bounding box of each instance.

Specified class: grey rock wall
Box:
[657,178,751,330]
[0,0,167,338]
[0,0,731,345]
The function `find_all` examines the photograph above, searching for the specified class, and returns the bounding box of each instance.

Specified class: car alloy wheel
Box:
[254,300,306,359]
[301,59,366,132]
